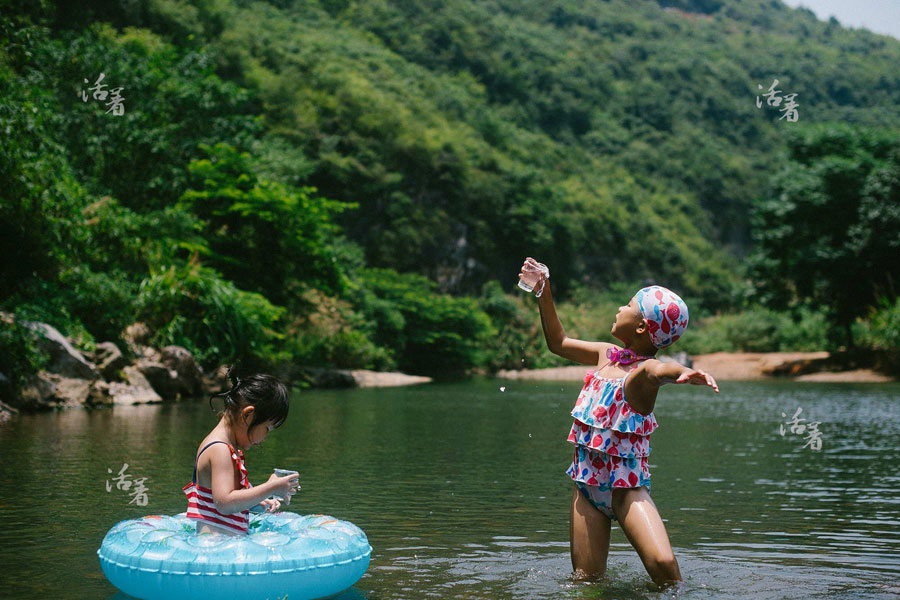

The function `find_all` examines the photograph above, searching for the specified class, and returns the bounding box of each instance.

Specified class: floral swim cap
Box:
[633,286,689,349]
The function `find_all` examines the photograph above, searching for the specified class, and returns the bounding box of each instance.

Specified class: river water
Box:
[1,377,898,599]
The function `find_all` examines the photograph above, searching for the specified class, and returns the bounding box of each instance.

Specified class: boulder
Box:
[295,367,357,389]
[761,352,831,376]
[94,342,129,380]
[122,322,152,352]
[161,346,204,397]
[0,371,13,404]
[140,345,162,363]
[16,372,91,409]
[135,358,180,400]
[25,321,99,380]
[202,365,232,395]
[0,398,19,423]
[106,366,163,404]
[42,373,92,406]
[16,375,55,411]
[347,369,432,387]
[107,382,163,405]
[87,380,113,406]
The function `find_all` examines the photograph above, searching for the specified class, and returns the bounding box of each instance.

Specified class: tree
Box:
[179,143,357,306]
[747,124,900,348]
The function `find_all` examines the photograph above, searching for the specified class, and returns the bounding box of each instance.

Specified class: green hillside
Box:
[1,0,898,389]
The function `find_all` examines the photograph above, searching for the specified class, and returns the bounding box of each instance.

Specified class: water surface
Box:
[1,378,898,599]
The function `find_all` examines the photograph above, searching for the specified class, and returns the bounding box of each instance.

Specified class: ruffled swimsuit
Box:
[565,362,658,520]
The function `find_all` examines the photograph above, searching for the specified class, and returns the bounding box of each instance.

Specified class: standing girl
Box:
[520,258,719,586]
[183,370,300,536]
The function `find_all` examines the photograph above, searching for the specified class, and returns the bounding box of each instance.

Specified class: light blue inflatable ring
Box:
[98,512,371,600]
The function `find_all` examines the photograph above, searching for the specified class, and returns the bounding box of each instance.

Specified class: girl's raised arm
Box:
[531,270,613,366]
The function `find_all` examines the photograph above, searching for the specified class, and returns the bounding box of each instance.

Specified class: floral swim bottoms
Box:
[575,480,617,520]
[567,445,652,522]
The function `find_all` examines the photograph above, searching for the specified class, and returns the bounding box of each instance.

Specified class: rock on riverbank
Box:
[1,319,226,414]
[0,316,434,420]
[286,367,432,389]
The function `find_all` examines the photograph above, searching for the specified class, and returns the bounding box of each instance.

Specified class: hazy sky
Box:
[781,0,900,39]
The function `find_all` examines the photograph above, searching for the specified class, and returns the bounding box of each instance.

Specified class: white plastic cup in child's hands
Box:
[269,468,300,503]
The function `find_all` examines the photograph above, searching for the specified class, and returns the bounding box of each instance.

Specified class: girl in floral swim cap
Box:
[519,258,719,587]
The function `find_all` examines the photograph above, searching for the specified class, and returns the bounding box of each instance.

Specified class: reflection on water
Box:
[1,379,899,599]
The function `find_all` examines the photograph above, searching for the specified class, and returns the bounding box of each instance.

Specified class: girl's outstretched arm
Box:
[625,360,719,415]
[529,265,612,366]
[643,360,720,393]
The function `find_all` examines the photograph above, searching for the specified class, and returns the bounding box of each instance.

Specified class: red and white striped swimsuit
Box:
[182,440,252,534]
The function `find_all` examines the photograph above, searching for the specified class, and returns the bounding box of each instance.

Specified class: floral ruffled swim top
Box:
[566,366,658,489]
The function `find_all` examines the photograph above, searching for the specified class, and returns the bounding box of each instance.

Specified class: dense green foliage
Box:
[179,142,355,304]
[675,306,831,354]
[858,298,900,353]
[136,262,289,370]
[748,124,900,347]
[1,0,898,396]
[354,268,496,375]
[0,315,48,394]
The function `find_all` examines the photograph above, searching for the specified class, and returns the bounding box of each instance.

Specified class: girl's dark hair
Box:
[208,366,289,430]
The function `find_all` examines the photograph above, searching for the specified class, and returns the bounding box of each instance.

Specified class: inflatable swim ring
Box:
[98,512,371,600]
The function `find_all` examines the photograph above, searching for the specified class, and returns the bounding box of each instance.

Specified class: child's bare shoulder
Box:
[196,440,234,469]
[628,359,665,382]
[589,341,619,367]
[639,357,664,369]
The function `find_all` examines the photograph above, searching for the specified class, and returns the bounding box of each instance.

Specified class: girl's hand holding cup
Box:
[267,469,300,504]
[518,257,549,297]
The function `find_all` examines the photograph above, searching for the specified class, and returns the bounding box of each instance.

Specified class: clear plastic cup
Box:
[518,259,549,297]
[272,468,300,501]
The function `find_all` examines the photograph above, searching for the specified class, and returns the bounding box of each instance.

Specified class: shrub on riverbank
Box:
[353,269,496,376]
[675,306,832,354]
[0,315,47,397]
[857,298,900,353]
[477,280,555,371]
[287,287,394,371]
[136,262,289,372]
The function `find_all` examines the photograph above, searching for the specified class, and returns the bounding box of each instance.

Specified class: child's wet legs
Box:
[612,486,682,587]
[570,485,612,578]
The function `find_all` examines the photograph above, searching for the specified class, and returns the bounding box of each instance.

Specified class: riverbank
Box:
[3,345,892,421]
[692,352,893,382]
[495,352,895,382]
[295,367,432,388]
